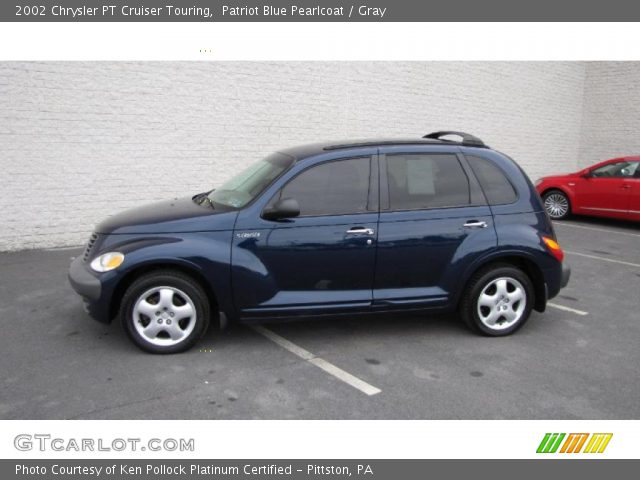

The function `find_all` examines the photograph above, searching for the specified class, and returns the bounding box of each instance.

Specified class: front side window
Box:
[386,154,471,210]
[275,157,371,216]
[208,152,293,208]
[591,161,639,178]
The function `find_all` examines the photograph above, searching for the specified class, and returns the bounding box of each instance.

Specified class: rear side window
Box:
[386,154,471,210]
[277,157,371,216]
[467,156,518,205]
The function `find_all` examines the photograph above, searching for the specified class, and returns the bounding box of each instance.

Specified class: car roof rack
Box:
[321,132,488,152]
[423,131,486,147]
[323,139,443,150]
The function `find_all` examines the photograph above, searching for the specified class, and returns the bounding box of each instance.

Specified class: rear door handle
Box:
[463,220,488,228]
[621,184,632,189]
[346,227,375,235]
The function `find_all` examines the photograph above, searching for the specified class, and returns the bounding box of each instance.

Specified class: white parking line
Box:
[565,250,640,268]
[547,302,589,316]
[553,221,640,238]
[251,325,382,396]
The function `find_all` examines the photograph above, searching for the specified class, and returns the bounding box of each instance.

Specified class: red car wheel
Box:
[543,190,571,220]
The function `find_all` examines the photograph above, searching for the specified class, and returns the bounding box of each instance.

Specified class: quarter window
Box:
[276,157,371,216]
[386,154,471,210]
[467,156,518,205]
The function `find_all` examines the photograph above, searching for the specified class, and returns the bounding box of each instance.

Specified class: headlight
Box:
[534,178,543,186]
[90,252,124,272]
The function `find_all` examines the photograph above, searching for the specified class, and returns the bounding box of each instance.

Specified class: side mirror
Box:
[262,197,300,221]
[580,170,592,179]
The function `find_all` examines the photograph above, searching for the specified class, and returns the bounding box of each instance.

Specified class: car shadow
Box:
[233,310,471,340]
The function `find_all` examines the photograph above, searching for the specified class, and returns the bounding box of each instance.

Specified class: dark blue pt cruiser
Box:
[69,132,571,353]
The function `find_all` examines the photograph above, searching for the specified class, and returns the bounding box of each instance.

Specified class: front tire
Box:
[121,270,210,354]
[460,264,534,336]
[542,190,571,220]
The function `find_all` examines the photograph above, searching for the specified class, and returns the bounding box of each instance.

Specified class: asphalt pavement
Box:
[0,216,638,419]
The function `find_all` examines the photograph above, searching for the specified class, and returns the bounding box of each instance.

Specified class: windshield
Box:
[208,152,292,208]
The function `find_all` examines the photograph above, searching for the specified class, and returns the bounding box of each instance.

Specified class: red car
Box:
[535,156,640,221]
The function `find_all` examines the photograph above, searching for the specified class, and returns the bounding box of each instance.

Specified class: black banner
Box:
[4,0,640,22]
[4,459,640,479]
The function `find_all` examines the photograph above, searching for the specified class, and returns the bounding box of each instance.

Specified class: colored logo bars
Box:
[537,433,613,454]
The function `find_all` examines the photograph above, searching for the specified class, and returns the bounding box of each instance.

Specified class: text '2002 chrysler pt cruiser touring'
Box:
[69,132,571,353]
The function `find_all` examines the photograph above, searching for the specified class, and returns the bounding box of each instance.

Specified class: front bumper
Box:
[68,256,111,323]
[68,256,101,300]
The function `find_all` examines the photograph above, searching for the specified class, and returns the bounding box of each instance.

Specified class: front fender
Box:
[98,231,234,319]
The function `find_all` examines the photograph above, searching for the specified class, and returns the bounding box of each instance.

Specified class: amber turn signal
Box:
[542,236,564,262]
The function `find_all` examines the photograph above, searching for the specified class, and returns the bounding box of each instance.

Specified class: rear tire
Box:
[542,189,571,220]
[121,270,210,354]
[460,264,534,336]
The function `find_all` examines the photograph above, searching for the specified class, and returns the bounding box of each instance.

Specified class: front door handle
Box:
[346,227,375,235]
[463,220,488,228]
[621,184,632,189]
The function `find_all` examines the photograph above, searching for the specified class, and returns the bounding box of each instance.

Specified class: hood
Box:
[540,171,582,182]
[95,196,237,235]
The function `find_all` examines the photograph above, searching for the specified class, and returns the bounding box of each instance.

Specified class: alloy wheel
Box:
[544,193,569,219]
[476,277,527,331]
[132,286,197,346]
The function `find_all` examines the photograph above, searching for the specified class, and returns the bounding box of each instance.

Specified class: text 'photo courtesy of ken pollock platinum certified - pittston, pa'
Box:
[15,464,363,477]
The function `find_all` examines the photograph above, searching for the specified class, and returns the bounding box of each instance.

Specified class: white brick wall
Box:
[0,61,627,252]
[579,62,640,167]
